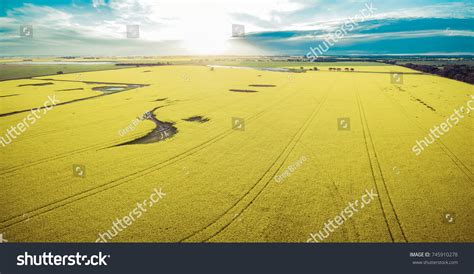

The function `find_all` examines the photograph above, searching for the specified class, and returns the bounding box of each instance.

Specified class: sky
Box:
[0,0,473,56]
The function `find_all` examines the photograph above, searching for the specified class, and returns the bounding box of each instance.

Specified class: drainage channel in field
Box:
[0,81,148,117]
[0,94,19,98]
[229,84,277,93]
[92,84,144,94]
[248,84,276,87]
[56,88,84,92]
[18,82,54,87]
[229,89,258,93]
[116,108,178,146]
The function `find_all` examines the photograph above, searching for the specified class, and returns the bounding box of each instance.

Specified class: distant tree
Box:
[465,74,474,84]
[314,67,318,71]
[57,71,64,74]
[454,73,464,81]
[350,68,354,71]
[401,63,474,84]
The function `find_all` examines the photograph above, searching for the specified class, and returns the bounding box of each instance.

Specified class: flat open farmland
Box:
[0,63,472,242]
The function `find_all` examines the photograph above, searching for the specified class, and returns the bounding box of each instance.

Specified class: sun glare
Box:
[182,31,229,55]
[179,12,231,55]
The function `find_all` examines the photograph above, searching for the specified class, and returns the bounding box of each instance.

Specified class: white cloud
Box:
[92,0,107,8]
[100,0,310,39]
[285,29,474,43]
[374,2,474,20]
[0,1,472,56]
[6,4,73,25]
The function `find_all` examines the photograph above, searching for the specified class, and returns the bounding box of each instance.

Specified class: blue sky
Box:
[0,0,473,56]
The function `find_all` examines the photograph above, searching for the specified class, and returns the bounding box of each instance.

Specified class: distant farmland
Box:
[0,62,129,81]
[0,62,472,242]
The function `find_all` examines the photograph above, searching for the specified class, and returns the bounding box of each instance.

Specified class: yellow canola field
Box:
[0,65,472,242]
[0,80,104,114]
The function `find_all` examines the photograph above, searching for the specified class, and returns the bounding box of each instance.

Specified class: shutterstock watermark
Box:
[0,95,60,147]
[96,188,166,242]
[118,111,153,137]
[412,95,474,156]
[232,24,245,37]
[17,252,110,266]
[0,233,7,243]
[20,25,33,38]
[274,156,307,183]
[126,24,139,39]
[306,2,376,61]
[307,188,378,243]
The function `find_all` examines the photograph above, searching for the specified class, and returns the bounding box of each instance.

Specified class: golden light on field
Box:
[0,61,472,243]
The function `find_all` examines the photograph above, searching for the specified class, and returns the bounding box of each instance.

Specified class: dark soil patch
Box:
[118,123,177,145]
[414,98,436,112]
[18,82,54,87]
[395,86,406,92]
[229,89,258,93]
[38,78,148,87]
[182,116,210,123]
[154,98,167,101]
[0,94,19,98]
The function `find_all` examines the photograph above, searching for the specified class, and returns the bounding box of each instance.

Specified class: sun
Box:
[182,33,229,55]
[179,15,231,55]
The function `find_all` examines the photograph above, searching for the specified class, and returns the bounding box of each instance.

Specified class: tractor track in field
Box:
[0,94,103,118]
[356,91,408,243]
[179,90,330,242]
[309,153,361,241]
[0,129,154,176]
[376,81,473,182]
[0,83,299,230]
